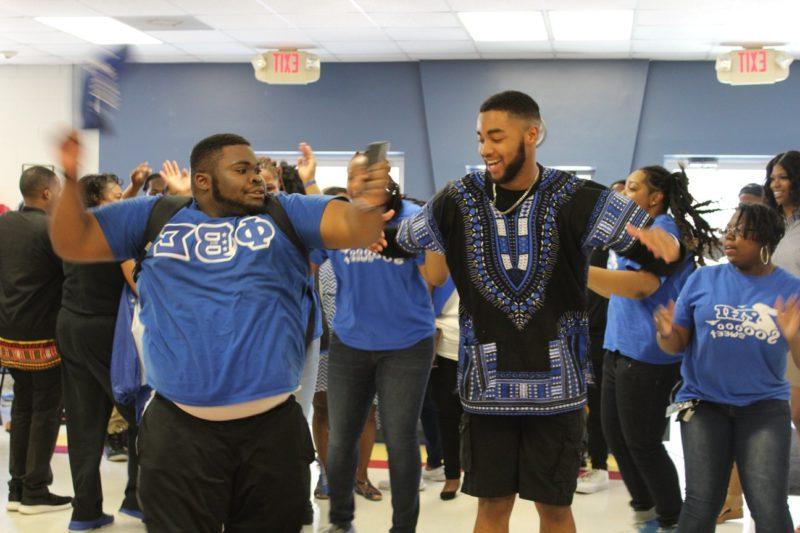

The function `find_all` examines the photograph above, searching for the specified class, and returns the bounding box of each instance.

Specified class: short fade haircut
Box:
[190,133,251,176]
[480,90,541,123]
[739,183,764,197]
[19,166,57,198]
[143,172,163,192]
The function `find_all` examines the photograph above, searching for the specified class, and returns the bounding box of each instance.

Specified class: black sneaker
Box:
[6,488,21,511]
[18,492,73,514]
[105,431,128,462]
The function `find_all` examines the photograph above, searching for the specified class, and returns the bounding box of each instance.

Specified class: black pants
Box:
[138,394,314,533]
[430,355,462,480]
[586,337,608,470]
[56,308,138,521]
[601,350,682,527]
[8,366,62,499]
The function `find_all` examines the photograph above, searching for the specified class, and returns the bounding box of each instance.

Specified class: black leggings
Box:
[430,355,462,480]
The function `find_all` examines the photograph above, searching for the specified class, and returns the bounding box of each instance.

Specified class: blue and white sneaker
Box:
[68,513,114,531]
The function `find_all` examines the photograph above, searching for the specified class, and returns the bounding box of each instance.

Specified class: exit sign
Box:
[251,50,321,85]
[716,48,793,86]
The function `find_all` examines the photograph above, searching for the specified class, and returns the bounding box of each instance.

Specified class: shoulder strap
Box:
[264,195,308,262]
[133,195,192,281]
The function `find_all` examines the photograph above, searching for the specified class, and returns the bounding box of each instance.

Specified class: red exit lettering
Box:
[737,50,768,74]
[273,52,300,74]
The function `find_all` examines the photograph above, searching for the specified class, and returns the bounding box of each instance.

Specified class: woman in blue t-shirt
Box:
[654,202,800,532]
[587,166,719,530]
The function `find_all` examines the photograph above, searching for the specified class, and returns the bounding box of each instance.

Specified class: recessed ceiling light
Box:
[35,17,161,45]
[549,10,633,41]
[458,11,547,42]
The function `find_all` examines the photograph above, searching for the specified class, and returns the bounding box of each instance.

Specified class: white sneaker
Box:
[422,465,446,482]
[377,477,426,491]
[575,469,609,494]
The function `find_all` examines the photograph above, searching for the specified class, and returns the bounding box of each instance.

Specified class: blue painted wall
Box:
[100,59,800,196]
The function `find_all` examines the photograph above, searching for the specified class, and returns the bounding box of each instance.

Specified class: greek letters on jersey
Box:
[152,217,277,263]
[706,303,780,344]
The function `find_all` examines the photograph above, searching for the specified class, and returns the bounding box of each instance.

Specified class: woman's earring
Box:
[760,245,771,265]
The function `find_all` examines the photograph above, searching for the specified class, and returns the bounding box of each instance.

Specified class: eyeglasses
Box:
[723,225,753,239]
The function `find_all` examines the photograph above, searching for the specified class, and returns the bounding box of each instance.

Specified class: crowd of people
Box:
[0,89,799,533]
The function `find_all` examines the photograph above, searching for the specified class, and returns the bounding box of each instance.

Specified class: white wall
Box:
[0,65,99,208]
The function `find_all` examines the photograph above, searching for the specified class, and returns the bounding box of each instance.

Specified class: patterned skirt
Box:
[0,336,60,371]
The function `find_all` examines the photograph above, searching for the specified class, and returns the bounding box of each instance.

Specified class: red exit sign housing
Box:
[252,50,321,85]
[737,49,768,73]
[716,48,792,86]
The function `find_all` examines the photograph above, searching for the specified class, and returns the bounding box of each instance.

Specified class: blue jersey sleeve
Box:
[92,195,159,261]
[310,248,329,266]
[277,193,334,251]
[673,268,701,330]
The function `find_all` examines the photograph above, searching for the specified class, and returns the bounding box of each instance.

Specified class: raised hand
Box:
[627,224,681,263]
[776,294,800,343]
[130,161,151,188]
[160,160,191,196]
[349,154,390,211]
[59,130,81,181]
[296,142,317,184]
[653,300,676,339]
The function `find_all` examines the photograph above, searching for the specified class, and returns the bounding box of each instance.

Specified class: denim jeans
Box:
[601,350,682,527]
[327,334,434,533]
[678,399,792,533]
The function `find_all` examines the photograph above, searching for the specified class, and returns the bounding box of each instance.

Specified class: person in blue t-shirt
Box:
[311,161,447,533]
[49,131,395,533]
[654,203,800,532]
[587,166,719,530]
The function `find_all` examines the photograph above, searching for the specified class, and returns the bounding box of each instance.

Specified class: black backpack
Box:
[133,194,316,347]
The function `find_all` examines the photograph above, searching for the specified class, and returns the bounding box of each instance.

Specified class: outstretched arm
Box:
[50,131,116,262]
[587,266,661,299]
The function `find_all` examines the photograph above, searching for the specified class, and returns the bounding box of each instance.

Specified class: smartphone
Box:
[364,141,390,166]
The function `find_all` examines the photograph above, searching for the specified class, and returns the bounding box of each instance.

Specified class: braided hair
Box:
[639,165,720,264]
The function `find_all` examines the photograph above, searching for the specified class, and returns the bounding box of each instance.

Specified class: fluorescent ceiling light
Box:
[35,17,161,45]
[549,10,633,41]
[458,11,547,42]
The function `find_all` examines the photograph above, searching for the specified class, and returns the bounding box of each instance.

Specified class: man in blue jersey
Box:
[49,131,393,533]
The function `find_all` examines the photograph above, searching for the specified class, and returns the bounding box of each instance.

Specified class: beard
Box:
[210,176,266,216]
[488,140,527,186]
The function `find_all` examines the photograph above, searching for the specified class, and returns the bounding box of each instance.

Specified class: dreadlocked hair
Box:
[639,165,720,265]
[733,202,785,253]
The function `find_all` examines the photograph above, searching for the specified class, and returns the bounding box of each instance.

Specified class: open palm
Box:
[776,295,800,343]
[653,300,676,338]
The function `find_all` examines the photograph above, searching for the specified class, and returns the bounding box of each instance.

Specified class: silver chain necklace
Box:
[491,167,540,216]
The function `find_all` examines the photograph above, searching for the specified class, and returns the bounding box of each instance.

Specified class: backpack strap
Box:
[133,195,192,281]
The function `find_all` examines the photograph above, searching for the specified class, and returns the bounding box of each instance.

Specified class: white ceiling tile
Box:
[631,51,710,60]
[635,9,725,26]
[320,41,402,54]
[553,41,631,53]
[2,54,72,64]
[224,28,315,46]
[77,0,185,17]
[281,12,375,28]
[544,0,637,8]
[631,40,712,53]
[357,0,451,13]
[411,52,482,59]
[334,54,411,62]
[480,51,555,59]
[132,55,202,63]
[259,0,358,13]
[0,17,54,32]
[194,13,290,30]
[636,0,732,9]
[555,51,632,59]
[127,43,188,56]
[29,43,103,55]
[0,0,101,16]
[369,12,460,27]
[174,42,255,54]
[165,0,271,15]
[447,0,547,10]
[147,30,237,43]
[198,54,253,62]
[303,28,390,41]
[475,41,552,53]
[3,31,88,44]
[398,40,477,53]
[385,28,469,41]
[633,25,720,41]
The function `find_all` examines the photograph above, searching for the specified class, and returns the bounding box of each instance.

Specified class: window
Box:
[256,150,404,193]
[664,155,771,232]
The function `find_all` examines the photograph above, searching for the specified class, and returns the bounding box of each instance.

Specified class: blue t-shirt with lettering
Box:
[674,263,800,406]
[310,200,435,351]
[93,194,331,407]
[604,214,694,364]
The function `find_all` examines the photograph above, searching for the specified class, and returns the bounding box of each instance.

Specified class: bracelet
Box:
[304,179,317,187]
